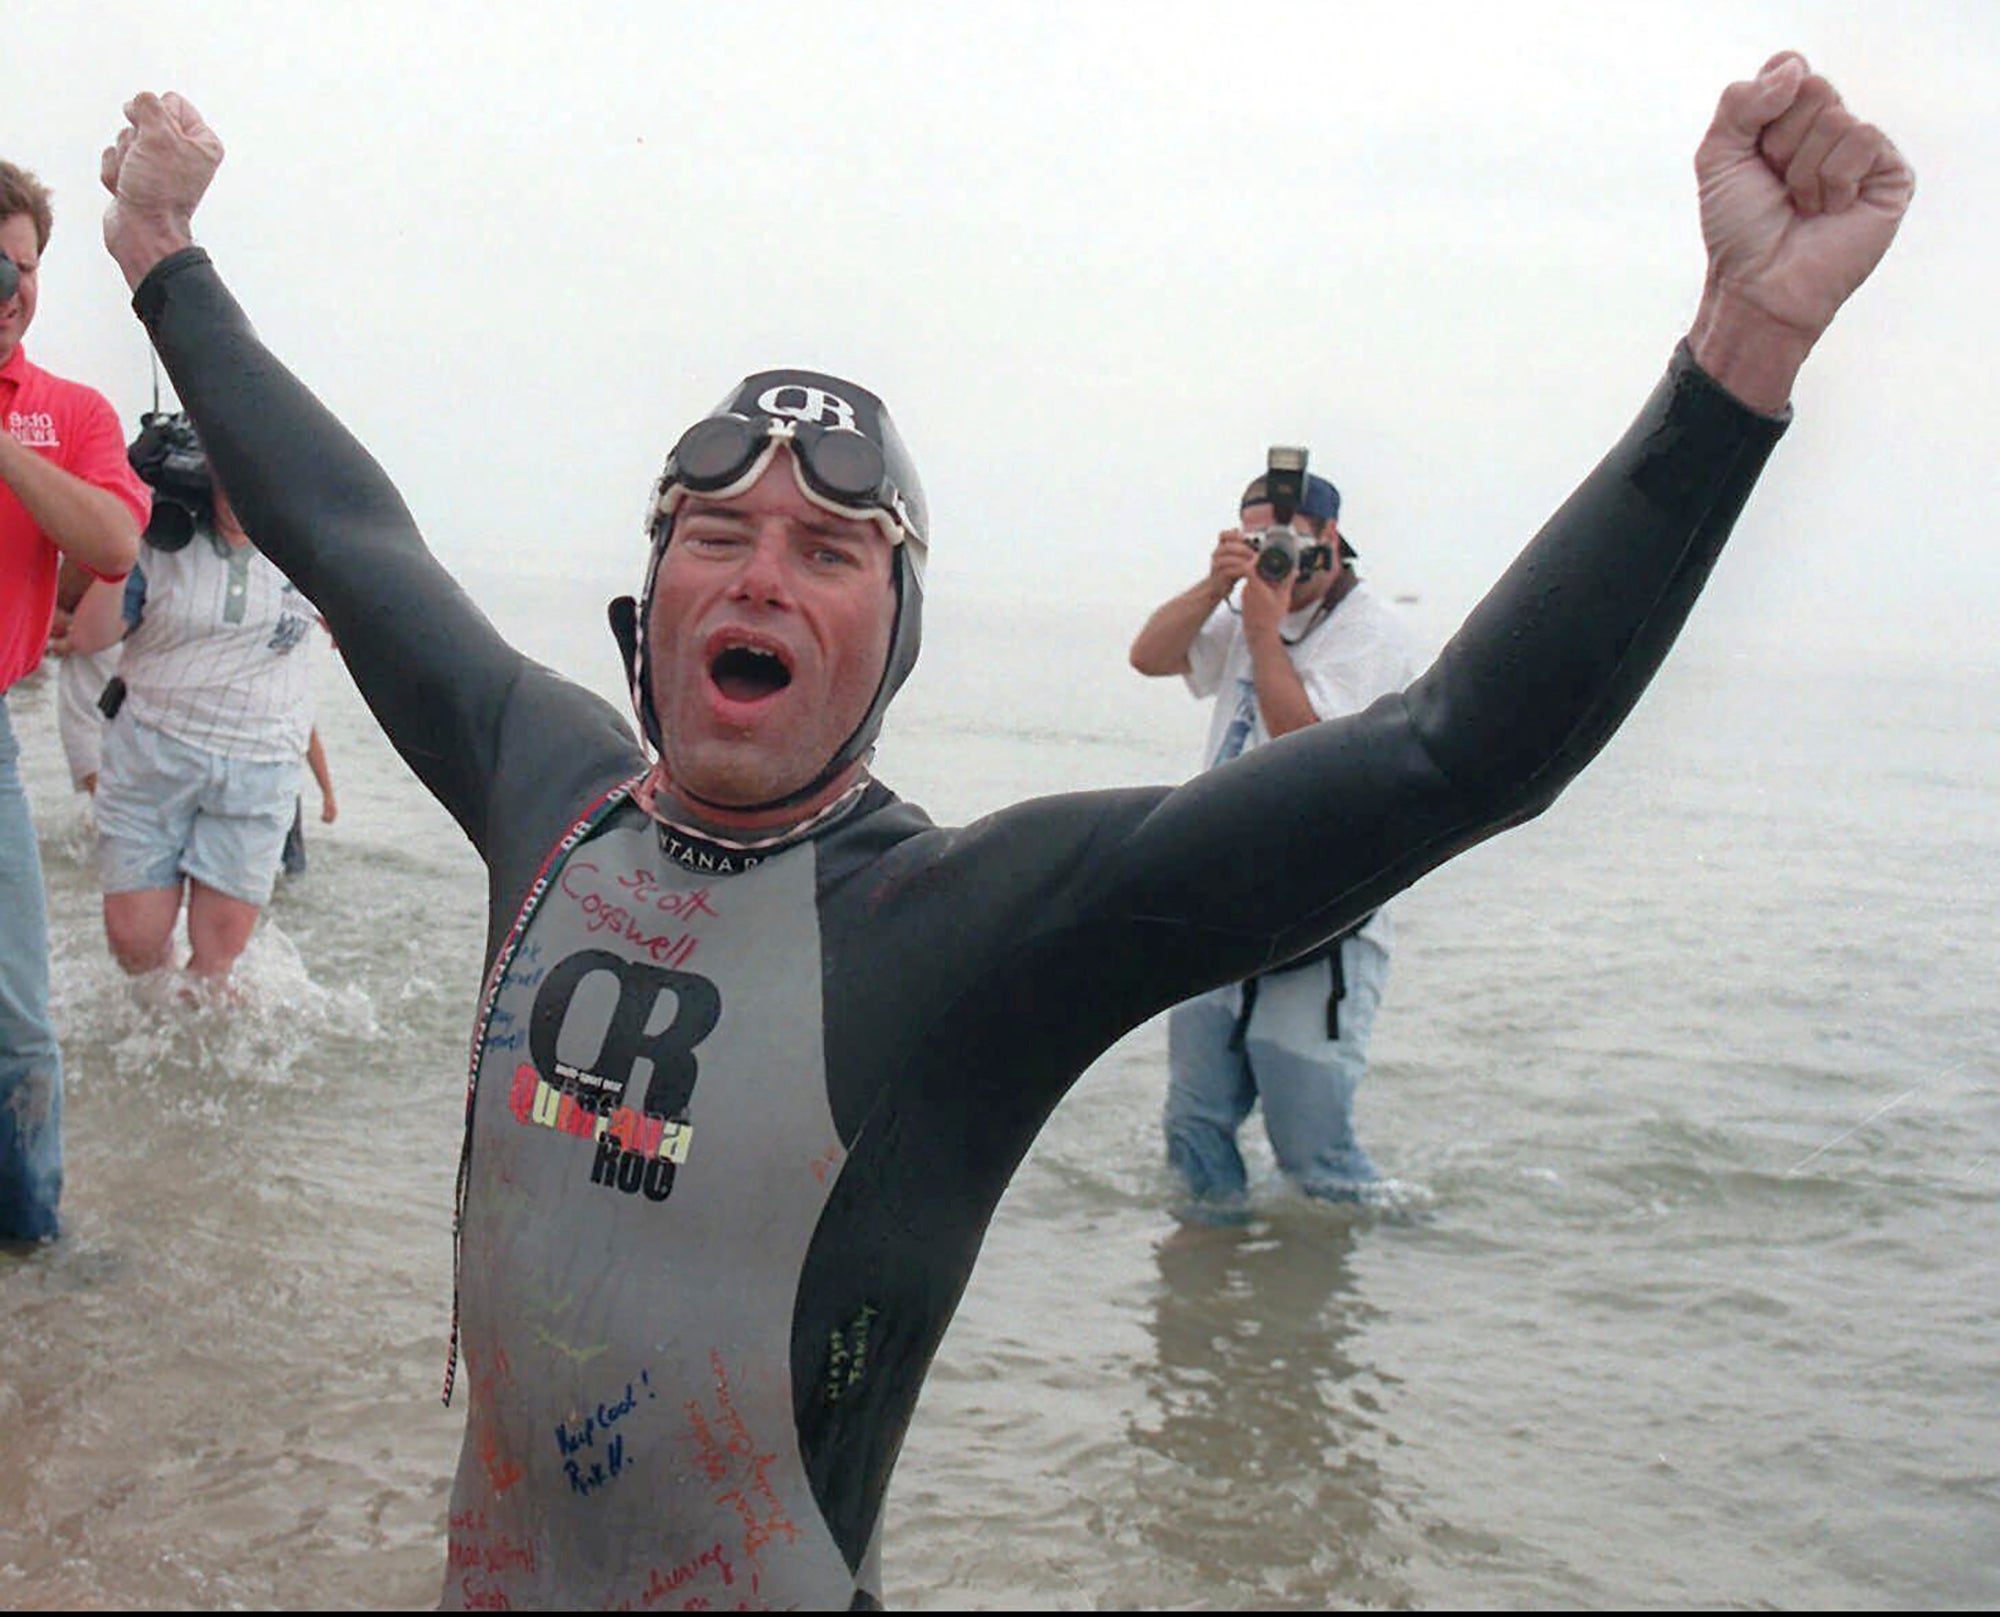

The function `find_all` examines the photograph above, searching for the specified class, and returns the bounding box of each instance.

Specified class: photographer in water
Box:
[67,411,320,987]
[1130,451,1417,1219]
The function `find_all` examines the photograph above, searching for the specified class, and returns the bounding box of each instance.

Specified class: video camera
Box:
[126,410,212,553]
[0,251,18,303]
[1243,444,1332,585]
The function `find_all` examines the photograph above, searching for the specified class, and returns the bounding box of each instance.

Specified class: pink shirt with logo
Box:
[1,345,151,692]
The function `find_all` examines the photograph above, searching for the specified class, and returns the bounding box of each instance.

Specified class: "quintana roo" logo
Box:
[508,948,721,1203]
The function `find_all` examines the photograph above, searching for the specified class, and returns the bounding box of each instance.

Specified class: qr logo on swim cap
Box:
[757,385,857,433]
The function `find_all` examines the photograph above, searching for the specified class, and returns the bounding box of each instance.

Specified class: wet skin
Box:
[644,446,896,825]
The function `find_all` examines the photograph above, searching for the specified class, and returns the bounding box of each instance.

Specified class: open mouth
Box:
[710,645,793,702]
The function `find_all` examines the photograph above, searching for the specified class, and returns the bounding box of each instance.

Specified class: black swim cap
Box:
[610,369,926,813]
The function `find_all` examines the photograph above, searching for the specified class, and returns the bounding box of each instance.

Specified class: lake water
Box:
[2,572,1994,1610]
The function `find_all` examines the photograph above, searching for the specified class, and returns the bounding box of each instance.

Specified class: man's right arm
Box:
[1129,531,1255,676]
[99,93,635,859]
[1128,578,1227,677]
[121,247,534,847]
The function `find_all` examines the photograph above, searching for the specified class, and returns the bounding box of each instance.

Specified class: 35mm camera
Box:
[1246,444,1315,583]
[1246,525,1309,583]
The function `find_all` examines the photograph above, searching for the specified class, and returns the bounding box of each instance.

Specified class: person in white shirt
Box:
[69,414,319,983]
[1131,465,1417,1218]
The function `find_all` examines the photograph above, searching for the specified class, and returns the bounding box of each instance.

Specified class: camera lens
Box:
[1252,525,1296,583]
[0,254,18,302]
[143,497,199,553]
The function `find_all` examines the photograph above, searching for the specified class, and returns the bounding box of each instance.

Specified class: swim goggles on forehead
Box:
[653,413,924,554]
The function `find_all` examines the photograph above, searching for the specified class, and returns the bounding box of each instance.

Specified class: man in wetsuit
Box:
[1,159,148,1242]
[98,54,1911,1609]
[1132,465,1417,1216]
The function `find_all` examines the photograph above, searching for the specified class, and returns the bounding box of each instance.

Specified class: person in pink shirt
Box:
[0,157,148,1242]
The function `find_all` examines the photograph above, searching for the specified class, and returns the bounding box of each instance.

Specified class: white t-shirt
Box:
[1182,578,1417,948]
[120,529,318,763]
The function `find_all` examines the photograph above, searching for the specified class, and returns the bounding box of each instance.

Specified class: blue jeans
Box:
[0,692,62,1240]
[1164,932,1390,1219]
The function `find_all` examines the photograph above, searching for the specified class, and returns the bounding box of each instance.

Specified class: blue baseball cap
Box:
[1242,468,1355,559]
[1299,473,1341,527]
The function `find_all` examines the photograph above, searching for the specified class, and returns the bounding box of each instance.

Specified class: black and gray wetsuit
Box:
[136,248,1786,1610]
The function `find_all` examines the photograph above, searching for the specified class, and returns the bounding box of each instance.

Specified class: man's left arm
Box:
[0,398,143,578]
[1093,52,1910,981]
[1686,53,1912,412]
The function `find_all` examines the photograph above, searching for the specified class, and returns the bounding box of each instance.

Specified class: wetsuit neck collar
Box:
[633,764,874,868]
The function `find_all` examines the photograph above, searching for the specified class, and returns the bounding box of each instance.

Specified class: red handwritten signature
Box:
[557,862,708,967]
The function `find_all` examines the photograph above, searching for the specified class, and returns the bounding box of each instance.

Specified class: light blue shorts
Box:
[95,716,303,907]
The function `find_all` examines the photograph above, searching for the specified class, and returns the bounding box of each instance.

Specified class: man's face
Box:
[1239,500,1335,610]
[646,445,897,814]
[0,213,40,366]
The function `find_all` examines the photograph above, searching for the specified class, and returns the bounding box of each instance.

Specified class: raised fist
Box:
[101,92,225,281]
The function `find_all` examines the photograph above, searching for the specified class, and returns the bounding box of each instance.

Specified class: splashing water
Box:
[48,903,383,1115]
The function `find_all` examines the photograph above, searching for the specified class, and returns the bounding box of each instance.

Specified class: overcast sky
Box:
[13,0,1994,668]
